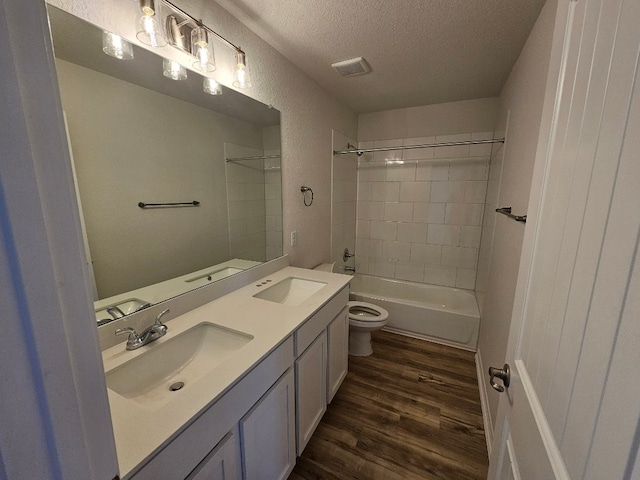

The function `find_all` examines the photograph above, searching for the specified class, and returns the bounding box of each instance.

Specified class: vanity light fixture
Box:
[233,49,251,89]
[191,26,216,72]
[102,30,134,60]
[134,0,252,88]
[136,0,167,47]
[203,77,222,95]
[163,58,187,80]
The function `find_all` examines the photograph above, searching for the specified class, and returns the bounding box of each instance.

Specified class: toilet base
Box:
[349,330,373,356]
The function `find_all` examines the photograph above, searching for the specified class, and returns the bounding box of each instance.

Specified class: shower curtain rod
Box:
[333,138,505,156]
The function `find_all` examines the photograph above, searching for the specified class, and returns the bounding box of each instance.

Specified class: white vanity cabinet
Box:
[293,286,349,456]
[185,427,241,480]
[295,330,327,454]
[327,306,349,403]
[240,368,296,480]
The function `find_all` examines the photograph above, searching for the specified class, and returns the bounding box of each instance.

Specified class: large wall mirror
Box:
[47,6,283,325]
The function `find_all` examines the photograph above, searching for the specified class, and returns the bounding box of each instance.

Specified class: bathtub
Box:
[349,274,480,351]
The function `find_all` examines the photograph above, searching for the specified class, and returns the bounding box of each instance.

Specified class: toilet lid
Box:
[347,301,389,322]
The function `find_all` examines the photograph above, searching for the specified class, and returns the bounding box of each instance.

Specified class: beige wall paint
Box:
[358,97,499,141]
[476,0,559,427]
[57,59,263,298]
[49,0,358,269]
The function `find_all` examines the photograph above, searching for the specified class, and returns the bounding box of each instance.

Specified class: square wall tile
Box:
[371,182,400,202]
[456,268,477,289]
[416,160,449,181]
[434,133,471,158]
[424,265,457,287]
[430,181,465,203]
[370,258,396,277]
[427,224,461,246]
[403,136,435,160]
[395,262,425,282]
[373,139,403,163]
[357,181,372,202]
[441,246,478,269]
[397,222,427,243]
[370,221,398,241]
[356,220,370,239]
[382,241,411,261]
[386,162,417,182]
[413,203,446,224]
[410,244,442,264]
[464,181,488,204]
[358,163,387,182]
[355,255,370,274]
[460,226,482,248]
[399,181,431,202]
[384,203,414,223]
[449,158,489,181]
[444,203,483,226]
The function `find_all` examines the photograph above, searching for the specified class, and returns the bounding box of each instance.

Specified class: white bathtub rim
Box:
[350,275,479,319]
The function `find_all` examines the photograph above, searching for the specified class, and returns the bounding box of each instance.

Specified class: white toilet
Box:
[347,301,389,356]
[313,262,389,357]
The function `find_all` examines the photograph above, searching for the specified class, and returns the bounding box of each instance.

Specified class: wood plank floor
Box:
[289,330,488,480]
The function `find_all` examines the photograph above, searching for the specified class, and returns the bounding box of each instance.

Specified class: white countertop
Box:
[102,266,351,477]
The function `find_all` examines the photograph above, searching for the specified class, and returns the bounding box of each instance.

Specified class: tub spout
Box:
[344,266,356,273]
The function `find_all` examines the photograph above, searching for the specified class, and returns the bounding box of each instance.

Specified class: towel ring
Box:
[300,186,314,207]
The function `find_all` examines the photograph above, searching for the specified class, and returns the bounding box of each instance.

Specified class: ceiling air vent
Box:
[331,57,371,77]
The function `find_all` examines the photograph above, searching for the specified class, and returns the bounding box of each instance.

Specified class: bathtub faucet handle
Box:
[343,248,354,262]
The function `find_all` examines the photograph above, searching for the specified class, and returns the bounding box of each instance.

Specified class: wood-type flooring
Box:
[289,330,488,480]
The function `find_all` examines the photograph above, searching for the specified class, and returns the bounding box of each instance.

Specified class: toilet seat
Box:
[347,301,389,323]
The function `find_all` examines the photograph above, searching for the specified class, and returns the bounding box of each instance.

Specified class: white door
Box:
[488,0,640,478]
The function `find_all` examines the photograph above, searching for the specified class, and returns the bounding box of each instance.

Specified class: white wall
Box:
[476,0,558,426]
[354,99,498,288]
[49,0,358,269]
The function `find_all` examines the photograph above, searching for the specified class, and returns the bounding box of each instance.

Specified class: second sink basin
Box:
[106,322,253,407]
[253,277,327,306]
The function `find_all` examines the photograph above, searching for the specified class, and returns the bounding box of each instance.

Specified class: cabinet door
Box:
[295,330,327,455]
[240,368,295,480]
[327,306,349,403]
[186,427,241,480]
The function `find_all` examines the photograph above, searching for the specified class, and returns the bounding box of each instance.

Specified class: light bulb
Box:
[203,77,222,95]
[102,31,134,60]
[163,59,187,81]
[233,50,251,88]
[191,27,216,72]
[136,0,166,47]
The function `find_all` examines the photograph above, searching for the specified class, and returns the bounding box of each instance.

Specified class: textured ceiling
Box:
[214,0,547,113]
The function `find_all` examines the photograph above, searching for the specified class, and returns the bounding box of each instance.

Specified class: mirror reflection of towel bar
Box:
[496,207,527,223]
[138,201,200,208]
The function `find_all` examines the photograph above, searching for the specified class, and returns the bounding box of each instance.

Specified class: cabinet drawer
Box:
[295,286,348,356]
[129,337,294,480]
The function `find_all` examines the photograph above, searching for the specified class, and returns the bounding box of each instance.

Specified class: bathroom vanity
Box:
[101,266,350,479]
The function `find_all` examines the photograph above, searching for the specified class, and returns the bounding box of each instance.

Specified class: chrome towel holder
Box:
[300,186,314,206]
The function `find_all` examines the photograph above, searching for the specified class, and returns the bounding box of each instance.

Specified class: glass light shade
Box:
[137,13,167,47]
[191,27,216,72]
[102,31,134,60]
[203,77,222,95]
[232,51,251,89]
[163,59,187,81]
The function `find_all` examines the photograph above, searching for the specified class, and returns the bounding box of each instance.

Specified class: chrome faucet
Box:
[114,309,170,350]
[344,266,356,273]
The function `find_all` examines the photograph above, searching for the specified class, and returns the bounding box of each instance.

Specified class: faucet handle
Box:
[115,327,143,349]
[155,309,170,326]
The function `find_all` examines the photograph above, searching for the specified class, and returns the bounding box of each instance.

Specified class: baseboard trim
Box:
[475,347,494,457]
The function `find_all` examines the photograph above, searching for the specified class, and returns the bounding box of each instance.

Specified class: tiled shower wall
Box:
[355,132,494,289]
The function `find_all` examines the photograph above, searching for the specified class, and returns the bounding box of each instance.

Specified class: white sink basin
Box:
[253,277,327,306]
[106,322,253,406]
